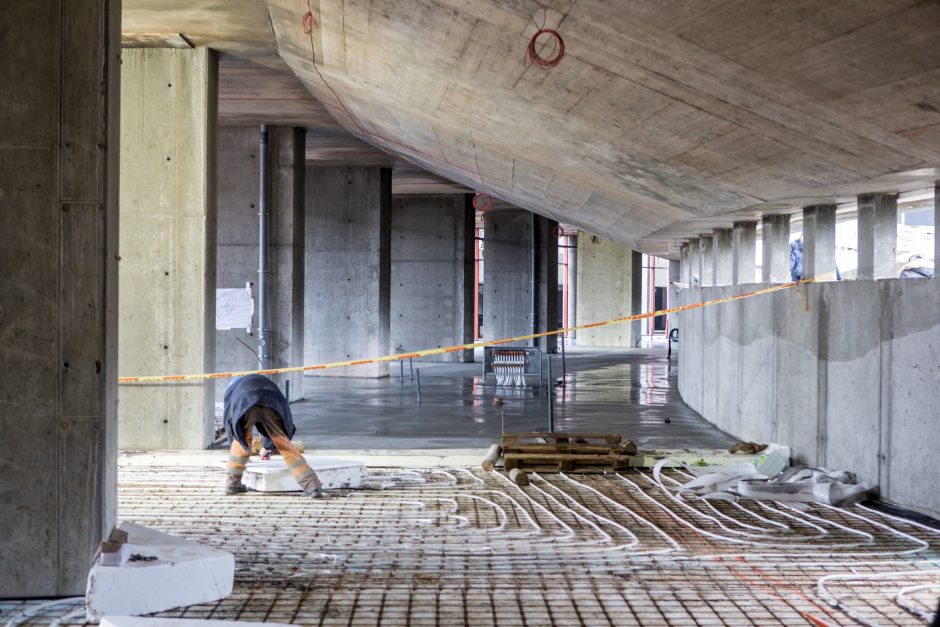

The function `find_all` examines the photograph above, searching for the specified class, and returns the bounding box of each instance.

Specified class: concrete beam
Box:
[216,126,305,401]
[119,48,219,450]
[732,221,757,285]
[390,194,474,362]
[305,166,392,377]
[761,214,791,283]
[0,0,119,596]
[857,193,898,280]
[802,204,836,280]
[713,228,733,286]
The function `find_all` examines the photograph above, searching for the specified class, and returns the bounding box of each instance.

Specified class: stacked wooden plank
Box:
[500,432,636,473]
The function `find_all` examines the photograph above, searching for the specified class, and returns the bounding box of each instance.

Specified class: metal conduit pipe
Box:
[257,124,270,369]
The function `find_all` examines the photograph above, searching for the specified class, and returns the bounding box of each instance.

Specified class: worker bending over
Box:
[223,374,323,497]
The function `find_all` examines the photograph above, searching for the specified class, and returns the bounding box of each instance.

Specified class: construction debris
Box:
[729,441,768,454]
[498,432,635,473]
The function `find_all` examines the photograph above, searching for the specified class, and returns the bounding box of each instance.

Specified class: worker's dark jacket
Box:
[223,375,295,451]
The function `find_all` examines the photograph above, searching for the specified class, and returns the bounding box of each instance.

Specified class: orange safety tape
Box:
[118,279,812,384]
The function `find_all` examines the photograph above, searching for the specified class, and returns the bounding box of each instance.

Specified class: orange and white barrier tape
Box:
[118,279,810,384]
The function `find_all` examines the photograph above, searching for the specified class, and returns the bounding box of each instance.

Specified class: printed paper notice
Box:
[216,287,254,330]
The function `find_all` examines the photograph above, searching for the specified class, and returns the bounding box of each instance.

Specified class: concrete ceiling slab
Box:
[125,0,940,253]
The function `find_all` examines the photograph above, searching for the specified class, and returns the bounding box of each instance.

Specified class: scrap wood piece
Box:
[729,441,767,454]
[502,432,621,445]
[481,444,503,471]
[508,468,529,486]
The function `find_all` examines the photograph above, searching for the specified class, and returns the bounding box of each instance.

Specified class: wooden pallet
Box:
[498,432,634,473]
[501,432,622,446]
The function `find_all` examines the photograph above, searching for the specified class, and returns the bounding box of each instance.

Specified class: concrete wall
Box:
[305,166,391,377]
[0,0,120,596]
[390,194,474,361]
[119,48,218,449]
[575,236,636,347]
[216,125,304,400]
[678,279,940,518]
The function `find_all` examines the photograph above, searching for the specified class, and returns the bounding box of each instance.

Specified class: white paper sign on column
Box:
[216,285,253,331]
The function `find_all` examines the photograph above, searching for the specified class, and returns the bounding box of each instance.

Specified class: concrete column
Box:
[119,48,219,450]
[0,0,119,596]
[482,210,557,352]
[631,251,643,344]
[714,228,733,286]
[390,194,474,362]
[688,240,702,287]
[802,204,837,280]
[574,236,637,347]
[857,193,898,280]
[936,185,940,273]
[566,234,578,341]
[679,242,689,286]
[699,235,715,287]
[761,214,791,283]
[305,166,391,377]
[732,221,757,285]
[216,126,305,401]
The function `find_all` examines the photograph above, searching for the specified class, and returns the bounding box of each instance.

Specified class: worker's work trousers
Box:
[226,406,321,495]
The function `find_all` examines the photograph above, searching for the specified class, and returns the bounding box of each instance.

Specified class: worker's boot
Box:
[225,483,248,495]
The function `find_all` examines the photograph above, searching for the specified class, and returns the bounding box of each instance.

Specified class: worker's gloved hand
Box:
[259,447,272,461]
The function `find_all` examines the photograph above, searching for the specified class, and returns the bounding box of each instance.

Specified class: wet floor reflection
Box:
[291,348,734,451]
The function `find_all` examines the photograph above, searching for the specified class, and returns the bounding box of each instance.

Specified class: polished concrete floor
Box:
[292,347,735,450]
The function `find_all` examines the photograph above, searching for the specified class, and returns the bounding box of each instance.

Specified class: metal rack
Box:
[482,346,542,387]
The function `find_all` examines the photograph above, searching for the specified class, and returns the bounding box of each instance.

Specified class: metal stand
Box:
[415,368,422,404]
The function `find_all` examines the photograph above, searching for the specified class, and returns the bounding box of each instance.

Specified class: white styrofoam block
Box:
[86,523,234,623]
[242,455,364,492]
[102,618,291,627]
[98,543,131,567]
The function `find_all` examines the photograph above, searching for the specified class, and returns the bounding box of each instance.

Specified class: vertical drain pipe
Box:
[530,214,538,348]
[257,124,270,370]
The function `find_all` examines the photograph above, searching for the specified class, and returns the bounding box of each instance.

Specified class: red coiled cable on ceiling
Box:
[527,27,565,69]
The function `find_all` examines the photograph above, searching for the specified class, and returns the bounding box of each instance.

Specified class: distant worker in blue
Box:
[790,235,841,281]
[222,374,323,497]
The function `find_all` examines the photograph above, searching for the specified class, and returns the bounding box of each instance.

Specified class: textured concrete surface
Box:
[575,236,637,347]
[305,166,391,377]
[732,221,757,285]
[291,348,733,451]
[802,204,836,279]
[679,279,940,519]
[761,214,791,283]
[713,228,733,286]
[390,194,473,362]
[0,0,120,597]
[857,193,899,280]
[482,209,558,353]
[216,125,305,401]
[119,48,218,450]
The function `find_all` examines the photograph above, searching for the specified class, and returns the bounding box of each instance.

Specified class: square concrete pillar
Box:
[688,239,702,287]
[119,48,219,450]
[857,193,898,280]
[936,185,940,273]
[802,204,837,280]
[679,242,690,286]
[699,235,715,287]
[483,210,558,352]
[761,214,791,283]
[390,194,475,362]
[305,166,392,377]
[631,250,644,343]
[713,228,733,286]
[1,0,120,596]
[574,236,639,347]
[216,126,305,401]
[732,221,757,285]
